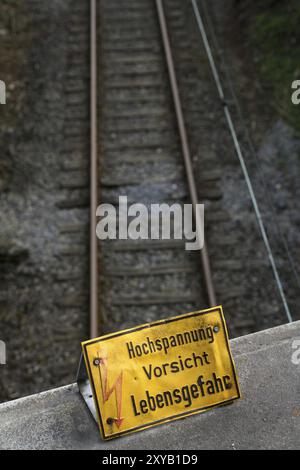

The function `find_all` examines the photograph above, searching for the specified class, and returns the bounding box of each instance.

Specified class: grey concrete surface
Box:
[0,321,299,450]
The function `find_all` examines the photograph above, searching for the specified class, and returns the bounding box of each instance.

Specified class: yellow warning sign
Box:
[82,306,241,440]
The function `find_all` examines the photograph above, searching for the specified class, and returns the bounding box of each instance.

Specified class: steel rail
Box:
[155,0,217,307]
[90,0,99,337]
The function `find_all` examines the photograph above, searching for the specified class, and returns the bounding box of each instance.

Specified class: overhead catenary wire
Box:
[191,0,293,323]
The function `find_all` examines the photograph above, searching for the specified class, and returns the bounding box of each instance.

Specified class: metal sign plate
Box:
[81,306,241,440]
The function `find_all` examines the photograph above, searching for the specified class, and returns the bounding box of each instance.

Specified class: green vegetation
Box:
[246,0,300,131]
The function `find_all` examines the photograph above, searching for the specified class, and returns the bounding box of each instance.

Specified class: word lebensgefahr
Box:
[131,373,233,415]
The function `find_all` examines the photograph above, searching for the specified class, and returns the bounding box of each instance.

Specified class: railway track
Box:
[0,0,297,404]
[91,0,295,338]
[95,0,213,336]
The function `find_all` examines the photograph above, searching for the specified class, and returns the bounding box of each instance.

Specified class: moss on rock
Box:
[239,0,300,132]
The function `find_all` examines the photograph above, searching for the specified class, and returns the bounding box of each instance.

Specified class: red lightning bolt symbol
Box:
[96,351,124,428]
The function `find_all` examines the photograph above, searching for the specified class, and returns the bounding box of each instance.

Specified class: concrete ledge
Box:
[0,321,299,449]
